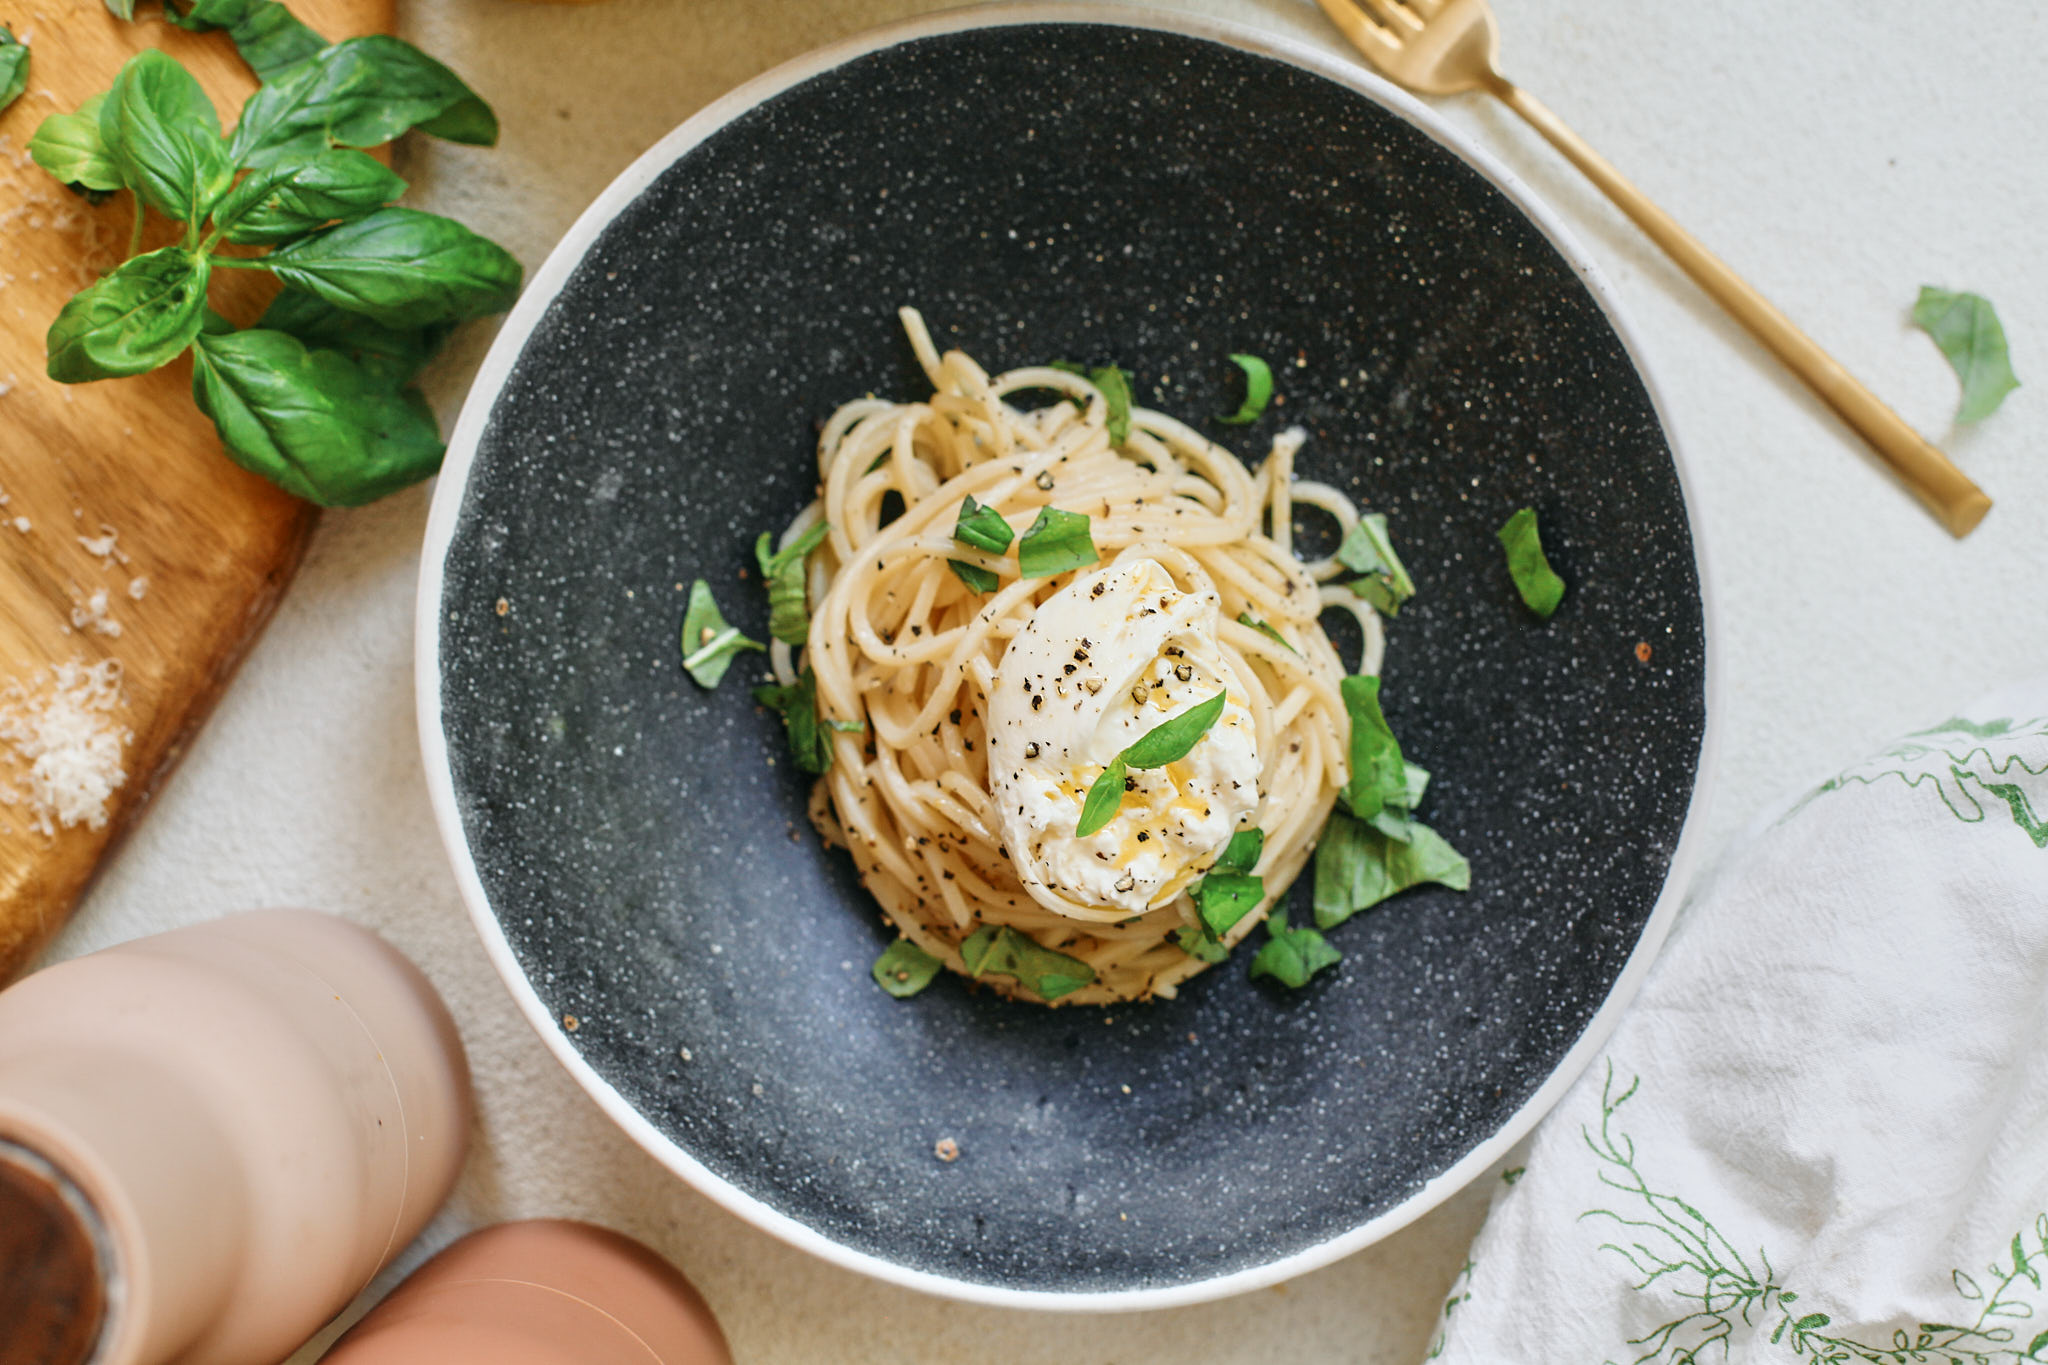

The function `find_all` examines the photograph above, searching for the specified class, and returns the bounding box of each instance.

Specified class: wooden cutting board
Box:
[0,0,392,982]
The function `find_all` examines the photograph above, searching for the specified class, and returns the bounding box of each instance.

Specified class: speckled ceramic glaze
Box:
[421,8,1710,1307]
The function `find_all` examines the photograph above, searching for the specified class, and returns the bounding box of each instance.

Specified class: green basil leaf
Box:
[1339,674,1406,822]
[952,494,1014,554]
[1016,505,1097,578]
[103,0,137,18]
[165,0,327,81]
[1074,755,1126,838]
[258,286,451,385]
[947,559,1000,595]
[30,94,124,194]
[678,579,764,689]
[213,147,406,245]
[1172,924,1228,963]
[1399,761,1430,812]
[0,27,29,115]
[100,50,234,221]
[1191,871,1262,939]
[260,207,522,327]
[1123,690,1227,768]
[1249,910,1341,988]
[1237,611,1297,654]
[754,520,828,646]
[189,328,443,505]
[1496,507,1565,619]
[751,665,832,774]
[1912,286,2020,423]
[960,925,1096,1002]
[230,35,497,168]
[1312,806,1469,929]
[1213,827,1264,875]
[1337,514,1415,615]
[1090,364,1132,445]
[1216,352,1273,425]
[47,247,211,382]
[872,939,943,998]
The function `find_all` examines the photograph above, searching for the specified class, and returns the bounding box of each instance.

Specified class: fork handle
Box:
[1484,74,1991,538]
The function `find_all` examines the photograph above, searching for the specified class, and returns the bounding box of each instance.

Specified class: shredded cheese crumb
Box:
[69,587,121,638]
[0,661,131,835]
[128,576,149,601]
[11,517,27,533]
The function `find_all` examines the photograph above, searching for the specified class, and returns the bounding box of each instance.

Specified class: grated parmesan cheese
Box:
[127,576,149,601]
[0,661,130,835]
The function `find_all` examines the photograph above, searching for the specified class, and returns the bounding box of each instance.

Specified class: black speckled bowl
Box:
[418,5,1715,1309]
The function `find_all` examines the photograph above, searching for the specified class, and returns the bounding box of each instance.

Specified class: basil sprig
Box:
[755,521,829,645]
[1075,690,1228,838]
[1217,353,1273,425]
[1249,910,1341,988]
[1017,506,1097,579]
[948,495,1011,594]
[961,925,1095,1001]
[0,27,29,115]
[872,939,943,999]
[1338,514,1415,617]
[1497,507,1565,619]
[679,580,764,689]
[1912,286,2020,423]
[30,11,517,507]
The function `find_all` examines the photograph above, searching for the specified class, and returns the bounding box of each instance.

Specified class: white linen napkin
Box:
[1428,681,2048,1365]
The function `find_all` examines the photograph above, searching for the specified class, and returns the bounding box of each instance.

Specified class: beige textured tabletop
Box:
[36,1,2048,1361]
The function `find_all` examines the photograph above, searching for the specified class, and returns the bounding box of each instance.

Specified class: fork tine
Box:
[1354,0,1426,35]
[1313,0,1405,57]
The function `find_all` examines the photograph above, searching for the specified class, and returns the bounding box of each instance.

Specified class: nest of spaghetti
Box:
[773,311,1384,1006]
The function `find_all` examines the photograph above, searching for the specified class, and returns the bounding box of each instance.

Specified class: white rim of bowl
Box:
[416,0,1723,1313]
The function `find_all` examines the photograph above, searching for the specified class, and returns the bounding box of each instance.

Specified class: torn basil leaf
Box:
[952,495,1013,554]
[0,27,29,116]
[1172,924,1228,963]
[1213,827,1264,875]
[1249,910,1341,988]
[1313,806,1470,929]
[679,579,764,689]
[1912,286,2020,423]
[1191,872,1262,940]
[1238,612,1298,654]
[1090,365,1132,445]
[754,520,828,645]
[947,559,1000,594]
[1217,353,1273,425]
[1497,507,1565,620]
[960,925,1095,1001]
[1338,514,1415,616]
[872,939,942,998]
[752,665,833,774]
[1339,675,1406,823]
[1016,506,1097,579]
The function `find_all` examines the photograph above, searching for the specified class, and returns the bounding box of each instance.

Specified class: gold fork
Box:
[1315,0,1992,537]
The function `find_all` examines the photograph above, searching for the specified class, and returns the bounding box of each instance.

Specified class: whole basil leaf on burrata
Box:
[99,51,234,221]
[47,247,211,382]
[190,328,444,506]
[211,147,406,245]
[257,207,521,328]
